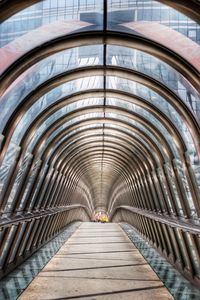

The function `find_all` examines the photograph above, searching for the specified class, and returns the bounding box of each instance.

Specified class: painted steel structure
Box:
[0,0,199,288]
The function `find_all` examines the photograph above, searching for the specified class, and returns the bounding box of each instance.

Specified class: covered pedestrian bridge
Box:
[0,0,200,298]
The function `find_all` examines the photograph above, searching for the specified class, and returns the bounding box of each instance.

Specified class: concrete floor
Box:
[19,223,174,300]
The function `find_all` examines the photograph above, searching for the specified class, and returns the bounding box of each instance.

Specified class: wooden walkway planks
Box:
[19,222,174,300]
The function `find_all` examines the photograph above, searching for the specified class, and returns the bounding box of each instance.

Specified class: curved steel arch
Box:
[59,150,141,204]
[56,142,148,180]
[27,105,175,158]
[70,163,130,198]
[50,153,135,208]
[49,129,156,171]
[9,117,166,213]
[56,145,161,203]
[0,31,199,95]
[53,144,143,183]
[0,67,197,183]
[56,150,159,212]
[55,144,161,209]
[3,67,198,155]
[16,87,187,158]
[14,108,172,179]
[53,156,170,214]
[65,160,129,198]
[4,108,172,202]
[55,139,151,177]
[45,119,165,164]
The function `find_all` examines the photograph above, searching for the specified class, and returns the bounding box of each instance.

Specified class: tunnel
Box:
[0,0,200,298]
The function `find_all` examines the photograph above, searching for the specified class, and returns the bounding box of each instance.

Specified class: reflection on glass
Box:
[27,164,49,211]
[11,78,103,145]
[107,45,200,122]
[0,222,80,300]
[105,112,168,161]
[3,153,32,214]
[157,167,174,214]
[165,162,184,216]
[28,97,104,152]
[107,0,200,44]
[122,224,200,300]
[45,124,103,160]
[106,76,198,159]
[107,97,179,157]
[175,158,196,217]
[0,143,20,198]
[18,160,41,211]
[0,0,103,47]
[1,46,103,133]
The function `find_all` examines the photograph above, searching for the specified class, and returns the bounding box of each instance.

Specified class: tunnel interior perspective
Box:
[0,0,200,297]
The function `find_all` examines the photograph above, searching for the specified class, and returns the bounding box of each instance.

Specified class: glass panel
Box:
[122,224,200,299]
[0,134,4,151]
[44,124,103,158]
[27,97,104,152]
[175,158,196,217]
[184,232,200,277]
[105,123,157,160]
[157,167,174,214]
[107,45,200,122]
[3,153,32,215]
[106,76,197,155]
[1,46,103,133]
[17,160,42,211]
[8,223,27,264]
[0,226,17,268]
[0,143,20,199]
[186,150,200,194]
[0,0,103,47]
[164,162,184,216]
[105,112,168,161]
[28,163,49,211]
[106,97,179,157]
[107,0,200,44]
[11,78,104,144]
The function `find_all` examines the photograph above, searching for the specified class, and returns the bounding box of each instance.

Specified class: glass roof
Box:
[7,73,197,179]
[107,0,200,45]
[107,45,200,121]
[1,44,199,134]
[0,0,104,47]
[1,0,199,47]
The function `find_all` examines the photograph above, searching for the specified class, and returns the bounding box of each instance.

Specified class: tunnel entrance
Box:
[93,211,109,223]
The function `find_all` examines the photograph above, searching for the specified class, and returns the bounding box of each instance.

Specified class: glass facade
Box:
[0,0,104,47]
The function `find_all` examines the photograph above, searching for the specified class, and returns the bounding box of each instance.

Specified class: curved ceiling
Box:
[0,0,200,286]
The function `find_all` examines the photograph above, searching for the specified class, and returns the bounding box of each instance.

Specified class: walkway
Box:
[19,223,173,300]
